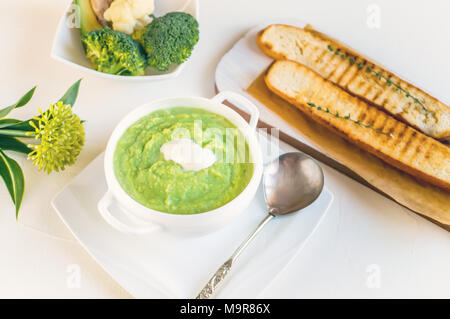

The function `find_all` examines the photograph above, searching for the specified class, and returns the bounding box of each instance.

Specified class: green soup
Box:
[113,107,254,214]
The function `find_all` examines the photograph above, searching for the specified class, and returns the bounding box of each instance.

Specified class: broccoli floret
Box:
[81,27,147,76]
[137,12,199,71]
[131,26,146,43]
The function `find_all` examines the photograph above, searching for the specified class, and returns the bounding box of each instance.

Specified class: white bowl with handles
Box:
[98,91,263,235]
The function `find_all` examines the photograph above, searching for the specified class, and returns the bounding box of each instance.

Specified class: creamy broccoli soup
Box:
[113,107,253,214]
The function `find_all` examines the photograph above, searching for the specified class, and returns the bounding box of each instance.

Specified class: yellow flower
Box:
[27,101,85,173]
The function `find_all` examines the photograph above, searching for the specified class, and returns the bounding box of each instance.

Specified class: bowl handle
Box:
[212,91,259,130]
[98,191,160,235]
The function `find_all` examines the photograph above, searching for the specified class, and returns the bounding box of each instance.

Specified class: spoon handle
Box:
[196,213,275,299]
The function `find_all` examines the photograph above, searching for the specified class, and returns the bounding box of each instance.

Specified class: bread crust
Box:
[265,60,450,192]
[257,24,450,140]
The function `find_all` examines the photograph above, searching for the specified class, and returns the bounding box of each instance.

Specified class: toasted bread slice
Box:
[258,24,450,140]
[265,60,450,191]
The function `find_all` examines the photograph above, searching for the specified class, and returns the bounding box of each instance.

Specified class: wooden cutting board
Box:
[214,20,450,231]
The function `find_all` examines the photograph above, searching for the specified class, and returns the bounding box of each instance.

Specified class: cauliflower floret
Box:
[134,14,153,30]
[104,0,155,34]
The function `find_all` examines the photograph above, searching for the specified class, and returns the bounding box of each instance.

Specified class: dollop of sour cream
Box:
[160,138,216,171]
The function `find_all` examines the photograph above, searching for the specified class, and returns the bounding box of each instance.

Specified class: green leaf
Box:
[0,152,14,200]
[0,149,25,218]
[0,137,32,154]
[0,129,32,138]
[0,87,36,119]
[0,119,22,129]
[0,119,36,137]
[0,119,36,132]
[58,79,81,107]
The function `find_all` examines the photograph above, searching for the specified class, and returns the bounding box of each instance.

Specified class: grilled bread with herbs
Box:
[265,60,450,191]
[257,24,450,141]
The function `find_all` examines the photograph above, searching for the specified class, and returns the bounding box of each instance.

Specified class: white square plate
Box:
[51,134,334,298]
[51,0,199,81]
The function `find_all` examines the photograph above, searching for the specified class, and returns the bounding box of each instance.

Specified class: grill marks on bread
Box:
[257,24,450,140]
[264,60,450,191]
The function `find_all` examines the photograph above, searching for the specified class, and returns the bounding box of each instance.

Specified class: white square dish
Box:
[51,0,199,81]
[51,133,334,298]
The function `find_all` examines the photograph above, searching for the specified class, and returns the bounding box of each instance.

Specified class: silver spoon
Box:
[196,152,324,299]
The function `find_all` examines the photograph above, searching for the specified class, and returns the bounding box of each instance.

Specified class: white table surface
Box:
[0,0,449,298]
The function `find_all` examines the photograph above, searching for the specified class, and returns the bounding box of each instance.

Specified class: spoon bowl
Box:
[263,152,324,216]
